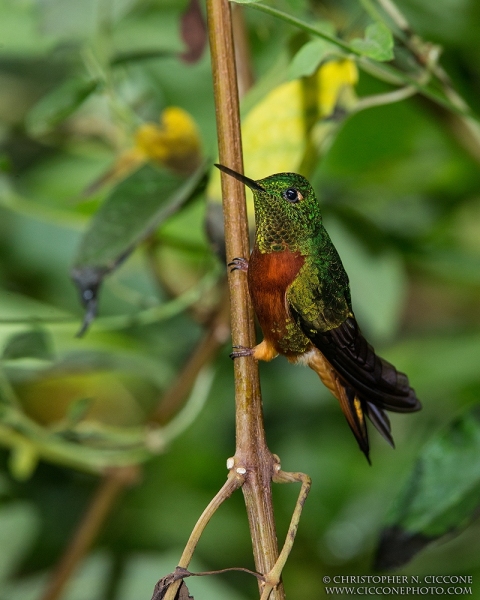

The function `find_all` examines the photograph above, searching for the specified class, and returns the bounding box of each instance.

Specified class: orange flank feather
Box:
[247,248,305,360]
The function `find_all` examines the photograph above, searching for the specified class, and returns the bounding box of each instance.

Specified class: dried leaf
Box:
[180,0,207,63]
[151,568,193,600]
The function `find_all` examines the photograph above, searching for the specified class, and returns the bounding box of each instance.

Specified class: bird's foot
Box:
[228,257,249,273]
[230,345,254,359]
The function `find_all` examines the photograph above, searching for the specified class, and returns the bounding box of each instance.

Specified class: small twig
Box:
[352,85,417,113]
[93,269,221,332]
[39,466,140,600]
[260,465,312,600]
[185,566,263,581]
[373,0,480,164]
[376,0,410,33]
[153,564,264,600]
[163,469,245,600]
[178,470,244,567]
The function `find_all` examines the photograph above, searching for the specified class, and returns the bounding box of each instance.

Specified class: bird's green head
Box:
[215,164,321,253]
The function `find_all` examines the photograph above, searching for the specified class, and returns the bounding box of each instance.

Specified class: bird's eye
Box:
[284,187,303,203]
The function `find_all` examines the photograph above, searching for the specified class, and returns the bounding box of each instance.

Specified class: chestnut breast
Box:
[247,248,306,354]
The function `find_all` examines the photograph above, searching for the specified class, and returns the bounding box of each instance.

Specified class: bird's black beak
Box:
[215,163,265,192]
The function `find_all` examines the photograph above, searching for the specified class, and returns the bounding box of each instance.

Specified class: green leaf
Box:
[229,0,261,4]
[351,22,394,62]
[110,49,174,66]
[26,77,100,136]
[325,217,406,341]
[37,0,100,38]
[376,405,480,570]
[2,329,54,361]
[0,502,40,584]
[2,552,111,600]
[288,39,336,81]
[71,161,208,336]
[66,396,94,425]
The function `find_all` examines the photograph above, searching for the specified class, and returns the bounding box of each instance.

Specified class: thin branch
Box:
[260,466,312,600]
[163,470,245,600]
[372,0,480,163]
[352,85,417,112]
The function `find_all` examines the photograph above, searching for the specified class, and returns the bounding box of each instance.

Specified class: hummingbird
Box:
[215,164,421,462]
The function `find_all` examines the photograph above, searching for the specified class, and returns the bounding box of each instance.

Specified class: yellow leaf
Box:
[207,59,358,226]
[318,59,358,117]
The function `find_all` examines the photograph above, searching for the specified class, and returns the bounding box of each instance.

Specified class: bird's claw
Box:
[230,345,254,359]
[228,257,249,273]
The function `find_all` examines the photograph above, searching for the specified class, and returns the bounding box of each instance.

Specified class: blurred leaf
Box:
[351,23,394,62]
[71,161,208,335]
[2,329,53,361]
[0,502,40,584]
[414,249,480,286]
[66,396,94,425]
[376,405,480,570]
[325,217,406,341]
[110,49,175,66]
[1,551,111,600]
[180,0,207,64]
[288,39,335,81]
[0,3,57,55]
[387,333,480,399]
[8,439,39,481]
[38,0,99,38]
[26,77,100,136]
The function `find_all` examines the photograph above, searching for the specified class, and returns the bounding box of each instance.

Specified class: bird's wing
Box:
[287,265,421,414]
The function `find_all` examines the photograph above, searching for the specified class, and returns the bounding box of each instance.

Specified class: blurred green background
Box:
[0,0,480,599]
